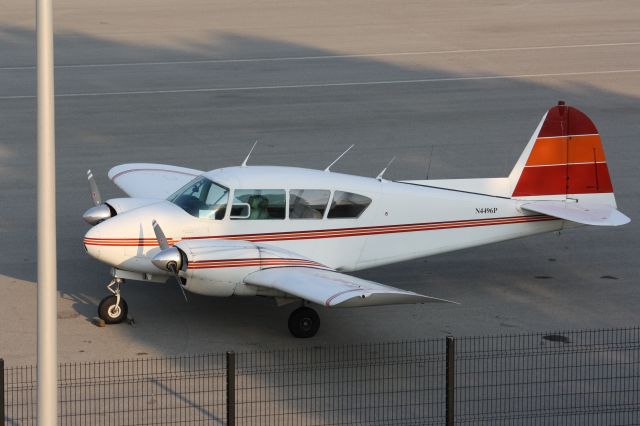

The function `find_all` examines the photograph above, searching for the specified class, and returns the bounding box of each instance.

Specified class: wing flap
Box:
[108,163,203,199]
[244,267,457,308]
[521,201,630,226]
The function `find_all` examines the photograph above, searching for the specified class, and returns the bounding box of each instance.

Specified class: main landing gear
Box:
[96,277,321,337]
[98,278,128,324]
[288,306,320,338]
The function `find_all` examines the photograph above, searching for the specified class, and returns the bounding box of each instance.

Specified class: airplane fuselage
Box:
[84,166,563,297]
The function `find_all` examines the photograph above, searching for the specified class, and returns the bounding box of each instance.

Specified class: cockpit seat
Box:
[291,202,322,219]
[248,195,270,219]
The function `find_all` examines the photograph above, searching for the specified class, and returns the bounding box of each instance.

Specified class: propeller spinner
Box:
[151,219,188,302]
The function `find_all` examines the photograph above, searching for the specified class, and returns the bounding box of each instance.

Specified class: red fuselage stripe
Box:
[188,258,326,270]
[83,215,556,247]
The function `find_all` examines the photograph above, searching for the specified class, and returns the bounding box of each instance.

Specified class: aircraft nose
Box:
[82,216,136,267]
[82,201,185,268]
[83,221,108,261]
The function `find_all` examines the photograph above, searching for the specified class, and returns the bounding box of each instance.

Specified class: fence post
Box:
[446,336,455,426]
[1,358,4,424]
[226,351,235,426]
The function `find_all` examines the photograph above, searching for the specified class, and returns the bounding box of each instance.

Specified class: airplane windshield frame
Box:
[167,176,229,219]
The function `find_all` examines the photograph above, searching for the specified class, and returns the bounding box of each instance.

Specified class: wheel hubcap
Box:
[108,304,121,318]
[300,317,312,331]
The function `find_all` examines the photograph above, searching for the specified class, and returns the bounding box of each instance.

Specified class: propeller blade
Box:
[168,264,189,302]
[87,169,102,206]
[152,219,170,250]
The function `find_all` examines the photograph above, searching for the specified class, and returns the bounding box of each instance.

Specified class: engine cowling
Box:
[175,240,260,297]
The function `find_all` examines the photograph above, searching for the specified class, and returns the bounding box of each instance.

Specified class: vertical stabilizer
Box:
[509,102,615,204]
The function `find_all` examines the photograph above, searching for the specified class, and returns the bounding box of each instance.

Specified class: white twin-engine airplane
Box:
[83,102,629,337]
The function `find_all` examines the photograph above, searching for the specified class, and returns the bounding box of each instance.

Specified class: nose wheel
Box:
[288,306,320,338]
[98,278,128,324]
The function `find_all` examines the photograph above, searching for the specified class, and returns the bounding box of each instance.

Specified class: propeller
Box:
[87,169,102,206]
[152,219,170,250]
[82,169,114,225]
[151,219,188,302]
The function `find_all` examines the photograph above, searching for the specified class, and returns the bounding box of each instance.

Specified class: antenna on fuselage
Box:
[324,144,355,172]
[425,145,434,180]
[376,157,396,181]
[241,140,259,167]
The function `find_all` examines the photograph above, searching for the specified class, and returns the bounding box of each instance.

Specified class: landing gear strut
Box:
[98,278,128,324]
[288,306,320,338]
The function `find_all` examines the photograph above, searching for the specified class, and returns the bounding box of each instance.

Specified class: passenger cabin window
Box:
[231,189,286,220]
[289,190,330,219]
[167,177,228,219]
[327,191,371,219]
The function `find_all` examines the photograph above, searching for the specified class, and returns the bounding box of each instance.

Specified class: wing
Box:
[108,163,203,199]
[521,201,630,226]
[244,267,457,308]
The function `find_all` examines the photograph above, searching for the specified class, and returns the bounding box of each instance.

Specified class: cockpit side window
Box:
[327,191,372,219]
[231,189,286,220]
[289,190,330,219]
[167,177,228,219]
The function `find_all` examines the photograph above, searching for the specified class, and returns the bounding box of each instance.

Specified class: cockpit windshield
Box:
[167,176,228,219]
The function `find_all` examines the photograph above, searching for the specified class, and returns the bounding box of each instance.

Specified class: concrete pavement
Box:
[0,0,638,366]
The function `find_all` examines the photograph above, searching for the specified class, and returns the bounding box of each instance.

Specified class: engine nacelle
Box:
[176,239,260,297]
[175,239,311,298]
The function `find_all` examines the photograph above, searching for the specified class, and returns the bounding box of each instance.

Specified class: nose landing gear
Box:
[98,278,128,324]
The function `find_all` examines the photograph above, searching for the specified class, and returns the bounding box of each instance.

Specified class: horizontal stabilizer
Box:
[245,267,458,308]
[521,201,630,226]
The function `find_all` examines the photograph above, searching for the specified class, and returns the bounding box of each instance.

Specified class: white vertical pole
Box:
[36,0,58,421]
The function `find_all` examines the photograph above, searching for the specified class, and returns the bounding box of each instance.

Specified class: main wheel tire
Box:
[98,295,128,324]
[288,306,320,338]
